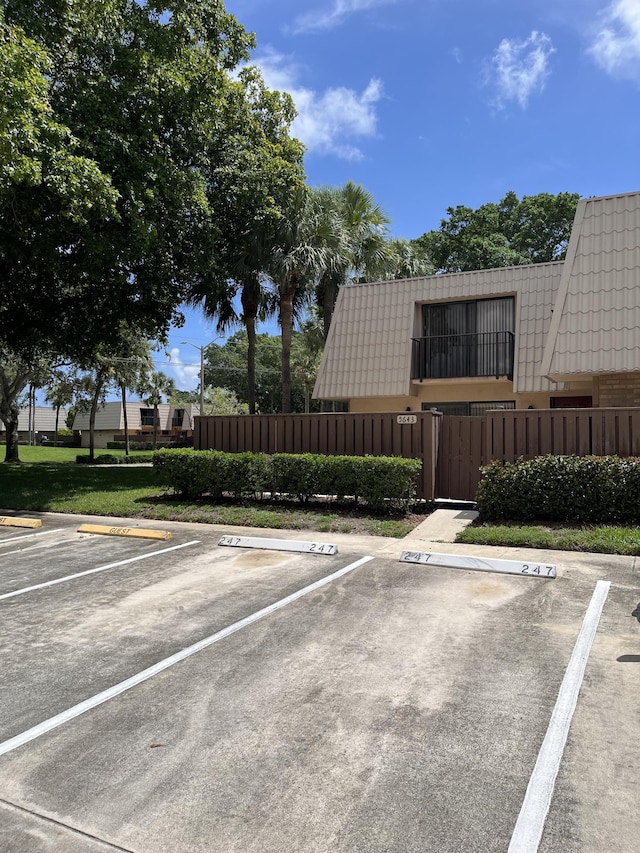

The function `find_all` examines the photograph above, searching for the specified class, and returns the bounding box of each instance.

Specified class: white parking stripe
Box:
[0,528,65,548]
[0,535,104,560]
[508,579,611,853]
[0,540,201,601]
[0,555,374,757]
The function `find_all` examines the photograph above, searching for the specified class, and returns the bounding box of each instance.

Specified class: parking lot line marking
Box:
[78,523,172,541]
[508,579,611,853]
[0,555,374,757]
[0,541,200,602]
[0,528,65,548]
[0,516,42,529]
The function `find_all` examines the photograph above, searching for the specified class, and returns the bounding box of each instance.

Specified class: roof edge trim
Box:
[540,198,587,377]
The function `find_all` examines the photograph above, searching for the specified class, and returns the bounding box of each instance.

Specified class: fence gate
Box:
[435,415,487,501]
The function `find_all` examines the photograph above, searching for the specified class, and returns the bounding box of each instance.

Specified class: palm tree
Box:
[314,182,393,341]
[138,371,176,449]
[374,238,435,281]
[192,67,305,414]
[266,187,338,412]
[45,370,76,447]
[188,263,271,416]
[112,339,153,455]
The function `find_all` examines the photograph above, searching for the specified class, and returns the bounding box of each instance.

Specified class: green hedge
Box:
[107,440,190,451]
[476,454,640,523]
[76,453,154,465]
[153,448,422,511]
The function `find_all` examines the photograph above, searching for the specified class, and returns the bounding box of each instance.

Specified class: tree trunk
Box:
[54,406,60,447]
[88,376,104,463]
[2,401,21,463]
[122,384,130,455]
[280,277,296,414]
[153,402,158,450]
[246,314,257,415]
[0,365,30,464]
[32,385,37,445]
[322,276,338,341]
[241,277,261,415]
[28,384,34,446]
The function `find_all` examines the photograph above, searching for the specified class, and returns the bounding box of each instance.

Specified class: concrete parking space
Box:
[0,523,353,747]
[0,531,189,600]
[0,511,638,852]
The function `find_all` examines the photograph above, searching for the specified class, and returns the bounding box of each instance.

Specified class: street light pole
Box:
[181,338,222,416]
[198,345,205,415]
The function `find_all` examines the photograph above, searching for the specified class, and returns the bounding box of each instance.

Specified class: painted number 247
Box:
[521,564,554,576]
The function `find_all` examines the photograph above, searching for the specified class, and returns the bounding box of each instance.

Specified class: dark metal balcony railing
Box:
[140,416,160,427]
[411,331,515,380]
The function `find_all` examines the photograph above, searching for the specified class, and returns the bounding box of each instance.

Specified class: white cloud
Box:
[291,0,397,34]
[487,30,555,109]
[167,348,200,390]
[588,0,640,78]
[251,50,383,160]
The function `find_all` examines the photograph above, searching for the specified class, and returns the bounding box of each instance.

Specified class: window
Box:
[412,296,515,379]
[171,409,185,428]
[550,396,593,408]
[139,408,158,427]
[422,400,516,416]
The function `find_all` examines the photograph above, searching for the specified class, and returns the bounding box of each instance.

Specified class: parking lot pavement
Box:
[0,512,638,852]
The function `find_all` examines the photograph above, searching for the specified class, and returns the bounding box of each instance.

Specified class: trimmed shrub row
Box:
[76,453,154,465]
[153,448,422,511]
[107,440,191,451]
[476,454,640,523]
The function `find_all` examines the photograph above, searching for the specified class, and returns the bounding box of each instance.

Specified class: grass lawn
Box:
[457,521,640,555]
[0,446,424,538]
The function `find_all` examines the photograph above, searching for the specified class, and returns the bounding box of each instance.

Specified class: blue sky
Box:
[164,0,640,390]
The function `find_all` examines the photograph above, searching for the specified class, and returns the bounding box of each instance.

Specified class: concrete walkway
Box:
[406,507,478,545]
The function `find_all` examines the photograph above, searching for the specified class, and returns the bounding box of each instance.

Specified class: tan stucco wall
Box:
[348,379,545,412]
[411,378,515,408]
[346,378,601,413]
[78,431,111,449]
[348,396,416,413]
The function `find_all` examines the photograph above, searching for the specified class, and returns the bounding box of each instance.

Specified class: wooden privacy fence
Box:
[436,407,640,500]
[195,407,640,502]
[194,412,440,501]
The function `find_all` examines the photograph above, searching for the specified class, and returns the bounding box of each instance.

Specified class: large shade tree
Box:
[0,8,119,458]
[412,191,580,273]
[0,1,298,460]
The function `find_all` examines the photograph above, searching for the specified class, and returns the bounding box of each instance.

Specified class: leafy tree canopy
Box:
[0,1,294,365]
[412,190,580,273]
[202,330,322,414]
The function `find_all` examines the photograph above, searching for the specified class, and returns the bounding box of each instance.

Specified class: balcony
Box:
[411,331,515,380]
